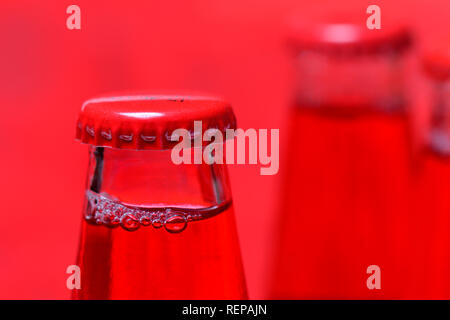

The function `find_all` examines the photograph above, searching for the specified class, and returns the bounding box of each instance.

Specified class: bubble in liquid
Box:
[109,217,120,228]
[152,219,163,229]
[164,214,187,233]
[102,213,114,225]
[84,190,227,233]
[140,216,152,226]
[115,207,125,218]
[121,214,140,231]
[103,213,119,228]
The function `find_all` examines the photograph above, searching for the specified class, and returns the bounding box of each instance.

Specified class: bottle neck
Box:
[293,50,407,114]
[87,146,231,207]
[85,146,232,232]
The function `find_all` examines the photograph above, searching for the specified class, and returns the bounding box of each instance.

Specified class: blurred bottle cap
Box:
[285,10,413,55]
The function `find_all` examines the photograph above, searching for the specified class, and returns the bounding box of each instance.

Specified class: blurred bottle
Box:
[73,94,247,299]
[272,15,414,298]
[412,44,450,299]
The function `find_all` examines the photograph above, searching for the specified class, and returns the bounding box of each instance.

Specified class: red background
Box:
[0,0,448,299]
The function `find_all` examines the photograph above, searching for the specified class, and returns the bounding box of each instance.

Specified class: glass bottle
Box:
[272,16,414,298]
[73,94,247,299]
[412,45,450,298]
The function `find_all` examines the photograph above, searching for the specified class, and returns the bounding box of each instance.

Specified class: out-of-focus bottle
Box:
[73,94,247,299]
[272,15,414,299]
[412,44,450,299]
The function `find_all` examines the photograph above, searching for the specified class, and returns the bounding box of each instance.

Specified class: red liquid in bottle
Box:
[412,152,450,299]
[273,104,413,299]
[74,200,246,299]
